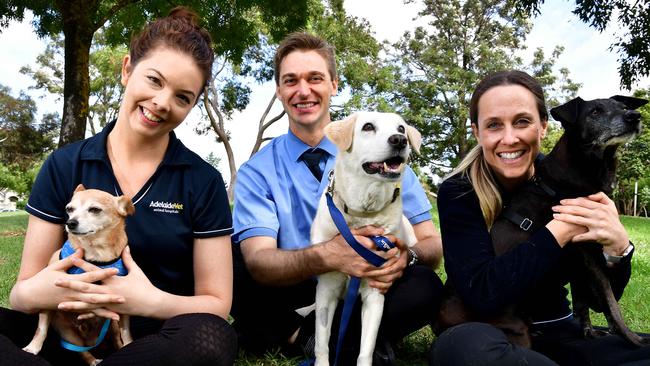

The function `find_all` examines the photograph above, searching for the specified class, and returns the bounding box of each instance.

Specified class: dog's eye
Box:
[88,207,103,214]
[65,206,74,214]
[397,125,405,133]
[591,108,602,116]
[362,123,375,132]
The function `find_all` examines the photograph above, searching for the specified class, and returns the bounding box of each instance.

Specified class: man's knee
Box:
[431,322,512,366]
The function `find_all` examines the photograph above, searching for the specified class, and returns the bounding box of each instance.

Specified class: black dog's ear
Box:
[550,97,584,128]
[611,95,648,110]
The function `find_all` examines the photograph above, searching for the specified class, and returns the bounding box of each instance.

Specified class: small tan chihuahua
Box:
[23,184,135,365]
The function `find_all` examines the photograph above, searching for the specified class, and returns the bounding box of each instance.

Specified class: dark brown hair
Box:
[469,70,548,127]
[273,32,337,85]
[129,7,214,93]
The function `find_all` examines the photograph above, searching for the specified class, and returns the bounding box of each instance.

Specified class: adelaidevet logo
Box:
[149,200,184,214]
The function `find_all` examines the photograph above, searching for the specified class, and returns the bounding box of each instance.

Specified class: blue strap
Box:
[60,318,111,352]
[58,240,127,351]
[325,194,387,268]
[60,241,128,276]
[324,192,395,366]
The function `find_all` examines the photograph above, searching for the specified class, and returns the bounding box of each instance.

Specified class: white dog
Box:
[310,111,421,366]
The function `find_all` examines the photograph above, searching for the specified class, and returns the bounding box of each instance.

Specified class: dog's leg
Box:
[357,283,384,366]
[582,250,648,346]
[22,311,52,355]
[119,315,133,346]
[315,272,347,366]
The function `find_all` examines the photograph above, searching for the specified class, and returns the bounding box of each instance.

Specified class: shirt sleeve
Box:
[191,164,233,238]
[25,151,74,224]
[438,176,564,316]
[232,162,280,244]
[401,166,433,224]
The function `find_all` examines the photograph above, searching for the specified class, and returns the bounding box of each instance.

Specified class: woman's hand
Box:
[552,192,629,254]
[56,246,161,318]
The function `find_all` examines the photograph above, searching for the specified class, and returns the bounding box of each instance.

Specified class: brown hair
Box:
[451,70,548,227]
[129,7,214,93]
[273,32,337,85]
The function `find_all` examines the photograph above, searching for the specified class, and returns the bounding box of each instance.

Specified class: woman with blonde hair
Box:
[432,70,649,365]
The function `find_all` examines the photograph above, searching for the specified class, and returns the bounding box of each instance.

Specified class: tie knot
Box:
[301,148,326,181]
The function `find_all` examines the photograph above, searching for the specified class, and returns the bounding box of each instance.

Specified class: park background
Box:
[1,0,649,364]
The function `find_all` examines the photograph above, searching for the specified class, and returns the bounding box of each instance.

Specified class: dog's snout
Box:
[66,219,78,230]
[624,109,641,124]
[388,134,407,150]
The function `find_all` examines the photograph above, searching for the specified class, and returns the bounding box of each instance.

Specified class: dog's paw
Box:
[22,345,41,355]
[90,359,103,366]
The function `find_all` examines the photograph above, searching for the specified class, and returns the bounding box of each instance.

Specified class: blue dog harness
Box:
[58,240,128,352]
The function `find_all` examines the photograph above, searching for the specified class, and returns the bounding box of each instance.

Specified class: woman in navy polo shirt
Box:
[0,7,236,366]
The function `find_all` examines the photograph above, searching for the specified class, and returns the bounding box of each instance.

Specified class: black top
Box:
[26,121,233,296]
[437,173,632,323]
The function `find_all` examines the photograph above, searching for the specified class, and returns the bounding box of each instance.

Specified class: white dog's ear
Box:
[74,184,86,193]
[406,125,422,155]
[116,196,136,217]
[324,113,357,151]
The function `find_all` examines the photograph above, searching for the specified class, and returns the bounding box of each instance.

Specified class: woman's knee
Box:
[166,313,237,366]
[431,322,511,366]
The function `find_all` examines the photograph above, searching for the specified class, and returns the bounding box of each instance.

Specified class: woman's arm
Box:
[58,235,234,320]
[10,215,122,316]
[438,177,565,316]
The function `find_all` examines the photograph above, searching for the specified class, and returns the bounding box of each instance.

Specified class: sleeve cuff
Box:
[232,227,277,244]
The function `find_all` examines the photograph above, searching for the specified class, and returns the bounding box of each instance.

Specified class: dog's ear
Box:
[116,196,135,217]
[324,113,357,151]
[74,184,86,193]
[611,95,648,110]
[550,97,584,128]
[406,124,422,155]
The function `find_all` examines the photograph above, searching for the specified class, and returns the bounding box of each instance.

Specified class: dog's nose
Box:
[388,134,407,150]
[66,219,78,230]
[624,110,641,124]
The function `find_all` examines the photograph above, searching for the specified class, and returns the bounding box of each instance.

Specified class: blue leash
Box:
[59,241,128,352]
[326,192,395,366]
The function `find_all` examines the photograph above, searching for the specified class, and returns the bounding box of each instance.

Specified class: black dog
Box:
[438,95,648,347]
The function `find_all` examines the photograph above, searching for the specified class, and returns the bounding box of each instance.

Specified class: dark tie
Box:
[301,148,326,181]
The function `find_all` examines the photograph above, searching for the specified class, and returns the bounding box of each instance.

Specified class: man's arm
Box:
[240,227,394,286]
[410,220,443,268]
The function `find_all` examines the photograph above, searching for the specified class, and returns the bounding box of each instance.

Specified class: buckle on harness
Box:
[520,218,533,231]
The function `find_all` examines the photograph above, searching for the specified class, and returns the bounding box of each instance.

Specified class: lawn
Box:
[1,210,649,365]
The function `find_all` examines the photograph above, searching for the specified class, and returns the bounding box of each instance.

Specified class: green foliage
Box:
[516,0,650,89]
[0,84,55,193]
[340,0,579,177]
[614,88,650,215]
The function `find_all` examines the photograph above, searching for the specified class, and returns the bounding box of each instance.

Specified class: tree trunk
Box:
[57,0,97,147]
[250,94,284,157]
[203,91,237,202]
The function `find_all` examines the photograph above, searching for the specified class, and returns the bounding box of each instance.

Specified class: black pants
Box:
[231,243,444,362]
[0,307,237,366]
[431,320,650,366]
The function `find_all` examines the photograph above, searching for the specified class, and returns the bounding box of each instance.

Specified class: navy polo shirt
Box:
[26,121,232,296]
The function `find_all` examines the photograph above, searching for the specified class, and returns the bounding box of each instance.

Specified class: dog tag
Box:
[370,235,394,251]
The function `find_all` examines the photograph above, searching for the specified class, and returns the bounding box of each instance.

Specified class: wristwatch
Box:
[603,243,634,266]
[407,248,419,267]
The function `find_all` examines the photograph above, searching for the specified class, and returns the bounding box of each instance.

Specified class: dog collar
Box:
[60,241,128,276]
[326,170,401,218]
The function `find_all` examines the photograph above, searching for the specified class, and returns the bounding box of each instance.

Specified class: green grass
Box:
[1,209,649,365]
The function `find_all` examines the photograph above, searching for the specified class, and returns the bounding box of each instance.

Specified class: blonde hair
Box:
[450,146,502,228]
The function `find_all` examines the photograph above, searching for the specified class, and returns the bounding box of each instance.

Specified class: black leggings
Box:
[231,243,444,362]
[431,320,650,366]
[0,307,237,366]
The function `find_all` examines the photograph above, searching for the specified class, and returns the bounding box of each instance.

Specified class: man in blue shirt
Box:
[232,32,444,364]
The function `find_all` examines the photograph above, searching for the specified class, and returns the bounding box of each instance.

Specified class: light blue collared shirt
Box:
[232,129,432,250]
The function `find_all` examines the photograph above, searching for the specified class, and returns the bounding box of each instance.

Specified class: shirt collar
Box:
[286,128,338,162]
[80,120,190,166]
